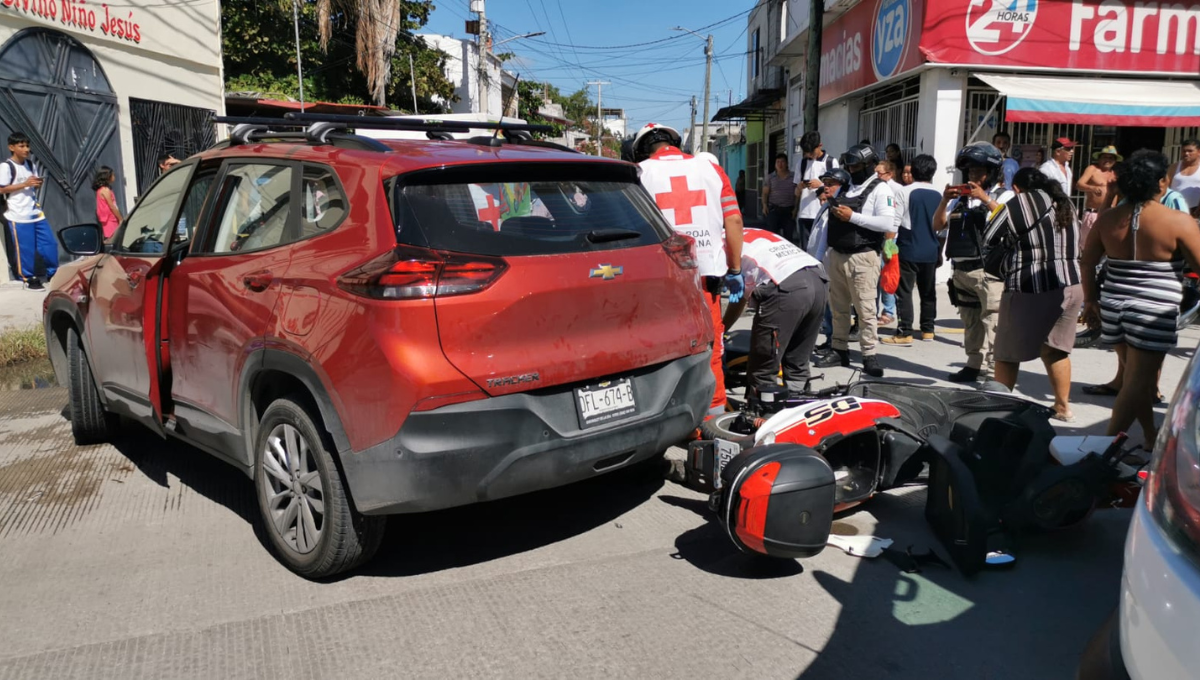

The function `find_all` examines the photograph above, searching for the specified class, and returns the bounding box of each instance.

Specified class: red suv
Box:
[44,117,715,578]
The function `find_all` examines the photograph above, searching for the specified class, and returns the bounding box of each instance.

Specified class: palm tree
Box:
[313,0,402,106]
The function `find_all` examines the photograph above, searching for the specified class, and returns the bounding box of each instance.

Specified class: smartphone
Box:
[954,184,972,197]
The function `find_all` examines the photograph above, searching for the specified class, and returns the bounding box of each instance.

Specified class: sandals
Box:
[877,314,895,326]
[1051,411,1076,423]
[1082,384,1165,403]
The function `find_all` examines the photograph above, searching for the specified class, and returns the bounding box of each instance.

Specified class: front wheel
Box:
[254,397,385,578]
[700,412,757,447]
[65,327,117,445]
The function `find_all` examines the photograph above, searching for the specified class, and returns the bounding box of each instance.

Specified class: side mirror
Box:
[58,223,103,256]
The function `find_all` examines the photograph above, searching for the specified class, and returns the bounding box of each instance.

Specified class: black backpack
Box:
[0,159,22,214]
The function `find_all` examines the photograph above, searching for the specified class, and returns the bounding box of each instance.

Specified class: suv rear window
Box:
[393,164,673,256]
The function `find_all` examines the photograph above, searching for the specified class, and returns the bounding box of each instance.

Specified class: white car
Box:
[1079,355,1200,679]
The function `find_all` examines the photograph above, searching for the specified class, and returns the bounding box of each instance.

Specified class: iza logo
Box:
[966,0,1039,55]
[872,0,910,79]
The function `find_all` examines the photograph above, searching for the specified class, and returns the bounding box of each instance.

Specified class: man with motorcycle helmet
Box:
[933,141,1015,382]
[813,143,895,377]
[634,122,745,415]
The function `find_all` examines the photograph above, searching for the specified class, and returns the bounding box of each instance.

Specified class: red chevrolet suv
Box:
[43,117,715,578]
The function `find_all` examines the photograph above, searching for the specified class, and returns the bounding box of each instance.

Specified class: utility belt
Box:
[952,258,983,273]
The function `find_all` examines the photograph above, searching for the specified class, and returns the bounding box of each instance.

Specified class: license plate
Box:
[576,378,638,428]
[712,438,740,490]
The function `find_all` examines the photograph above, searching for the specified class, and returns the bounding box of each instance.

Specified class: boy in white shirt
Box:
[0,132,56,290]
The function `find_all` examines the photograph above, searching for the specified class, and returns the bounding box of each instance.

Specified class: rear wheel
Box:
[65,327,117,445]
[1075,324,1102,349]
[254,397,385,578]
[700,412,756,447]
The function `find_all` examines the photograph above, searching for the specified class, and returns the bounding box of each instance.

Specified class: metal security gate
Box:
[129,99,216,196]
[0,28,123,231]
[859,77,920,163]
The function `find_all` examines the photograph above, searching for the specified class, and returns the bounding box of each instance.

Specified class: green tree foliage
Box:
[221,0,456,110]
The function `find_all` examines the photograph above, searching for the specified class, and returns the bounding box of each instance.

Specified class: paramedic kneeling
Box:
[723,227,828,397]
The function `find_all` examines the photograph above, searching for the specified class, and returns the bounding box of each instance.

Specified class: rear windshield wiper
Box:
[585,229,642,243]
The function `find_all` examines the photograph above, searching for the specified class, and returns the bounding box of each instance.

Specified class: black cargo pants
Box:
[746,266,829,394]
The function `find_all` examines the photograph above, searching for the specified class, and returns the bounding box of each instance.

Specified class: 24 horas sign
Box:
[1,0,141,43]
[921,0,1200,73]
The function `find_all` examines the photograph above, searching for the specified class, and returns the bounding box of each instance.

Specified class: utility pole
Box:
[804,0,823,132]
[292,0,304,111]
[688,96,697,153]
[587,80,609,156]
[409,53,419,114]
[700,33,713,155]
[473,0,488,116]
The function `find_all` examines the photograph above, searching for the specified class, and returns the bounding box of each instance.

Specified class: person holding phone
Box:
[933,142,1014,382]
[0,132,55,290]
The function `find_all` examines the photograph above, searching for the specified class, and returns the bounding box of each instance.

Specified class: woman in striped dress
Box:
[1082,150,1200,444]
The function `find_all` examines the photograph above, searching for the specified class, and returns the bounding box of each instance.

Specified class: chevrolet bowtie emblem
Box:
[589,264,623,280]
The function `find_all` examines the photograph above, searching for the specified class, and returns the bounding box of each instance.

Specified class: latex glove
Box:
[724,271,745,303]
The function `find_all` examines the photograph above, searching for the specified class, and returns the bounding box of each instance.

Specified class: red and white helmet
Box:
[632,122,682,161]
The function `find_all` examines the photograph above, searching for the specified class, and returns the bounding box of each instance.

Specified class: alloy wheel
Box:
[261,423,325,554]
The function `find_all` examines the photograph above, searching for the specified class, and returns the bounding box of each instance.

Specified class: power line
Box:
[519,8,752,51]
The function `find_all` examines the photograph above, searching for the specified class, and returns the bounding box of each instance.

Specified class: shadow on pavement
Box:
[793,489,1129,679]
[107,421,669,579]
[659,495,803,579]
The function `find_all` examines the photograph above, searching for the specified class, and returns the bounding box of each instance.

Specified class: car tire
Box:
[66,327,117,445]
[254,397,385,579]
[700,412,756,447]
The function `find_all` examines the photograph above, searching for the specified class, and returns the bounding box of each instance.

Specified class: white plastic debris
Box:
[826,534,893,558]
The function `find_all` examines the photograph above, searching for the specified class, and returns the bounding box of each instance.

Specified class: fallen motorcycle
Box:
[687,380,1146,572]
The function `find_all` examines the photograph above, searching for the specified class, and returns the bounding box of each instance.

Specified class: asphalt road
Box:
[0,313,1194,679]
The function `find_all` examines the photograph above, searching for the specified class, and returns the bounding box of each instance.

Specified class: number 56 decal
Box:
[802,397,863,427]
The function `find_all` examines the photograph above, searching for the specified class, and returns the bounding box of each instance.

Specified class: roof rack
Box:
[213,116,393,152]
[281,112,555,134]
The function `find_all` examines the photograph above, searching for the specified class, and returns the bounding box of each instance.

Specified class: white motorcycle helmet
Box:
[632,123,683,162]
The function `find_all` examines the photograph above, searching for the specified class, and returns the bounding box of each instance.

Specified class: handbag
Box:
[982,199,1052,279]
[881,240,901,294]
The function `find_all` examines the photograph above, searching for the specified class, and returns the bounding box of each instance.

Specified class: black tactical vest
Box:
[828,178,886,255]
[944,198,990,261]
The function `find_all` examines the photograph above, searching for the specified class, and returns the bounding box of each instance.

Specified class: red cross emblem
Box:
[477,193,502,231]
[654,175,707,226]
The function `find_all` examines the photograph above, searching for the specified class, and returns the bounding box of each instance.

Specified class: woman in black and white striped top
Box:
[1082,150,1200,445]
[984,168,1083,422]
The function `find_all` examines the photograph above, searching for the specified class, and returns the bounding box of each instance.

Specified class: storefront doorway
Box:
[0,28,123,229]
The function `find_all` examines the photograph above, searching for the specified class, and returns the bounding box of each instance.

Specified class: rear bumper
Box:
[342,351,714,515]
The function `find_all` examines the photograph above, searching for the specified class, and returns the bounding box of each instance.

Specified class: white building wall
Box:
[0,3,224,208]
[915,68,967,189]
[421,34,507,118]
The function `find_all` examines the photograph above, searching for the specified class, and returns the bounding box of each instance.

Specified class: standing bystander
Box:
[993,131,1021,191]
[0,132,55,290]
[883,154,941,345]
[761,153,797,237]
[1076,146,1120,245]
[1039,138,1077,198]
[1168,139,1200,211]
[793,131,837,250]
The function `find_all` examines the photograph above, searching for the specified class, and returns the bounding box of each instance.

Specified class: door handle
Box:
[243,270,273,292]
[127,270,144,288]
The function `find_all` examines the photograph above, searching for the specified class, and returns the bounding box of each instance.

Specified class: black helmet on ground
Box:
[840,144,879,185]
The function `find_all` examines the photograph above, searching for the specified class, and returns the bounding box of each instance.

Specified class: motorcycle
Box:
[687,380,1146,572]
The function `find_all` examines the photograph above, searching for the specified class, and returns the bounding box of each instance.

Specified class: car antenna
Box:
[490,73,521,146]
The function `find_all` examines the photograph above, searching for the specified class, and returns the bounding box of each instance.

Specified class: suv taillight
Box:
[337,246,508,300]
[663,232,698,270]
[1145,375,1200,568]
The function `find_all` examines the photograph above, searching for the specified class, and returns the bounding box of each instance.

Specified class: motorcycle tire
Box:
[699,412,756,448]
[1075,325,1102,349]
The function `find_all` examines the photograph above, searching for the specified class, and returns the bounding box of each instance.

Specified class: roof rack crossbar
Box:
[282,112,554,134]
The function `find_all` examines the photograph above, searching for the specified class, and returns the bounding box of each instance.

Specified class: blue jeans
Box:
[879,259,896,317]
[7,217,57,281]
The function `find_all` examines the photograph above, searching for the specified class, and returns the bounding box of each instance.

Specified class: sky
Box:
[421,1,754,135]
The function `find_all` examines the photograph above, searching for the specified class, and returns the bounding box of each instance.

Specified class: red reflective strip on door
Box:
[734,461,781,554]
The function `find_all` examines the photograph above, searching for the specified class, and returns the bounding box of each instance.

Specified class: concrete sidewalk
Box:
[0,281,44,333]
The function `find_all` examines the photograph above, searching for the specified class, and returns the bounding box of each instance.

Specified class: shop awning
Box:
[711,89,783,122]
[976,73,1200,127]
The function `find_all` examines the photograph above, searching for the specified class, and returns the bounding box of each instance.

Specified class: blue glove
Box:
[724,271,745,303]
